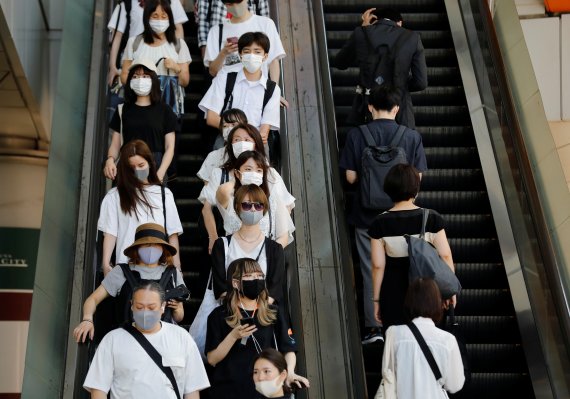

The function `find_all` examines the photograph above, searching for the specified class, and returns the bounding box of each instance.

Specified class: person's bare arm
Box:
[206,110,222,129]
[346,170,358,184]
[184,392,200,399]
[371,238,386,325]
[208,41,238,77]
[120,59,133,85]
[284,352,310,389]
[108,30,123,86]
[101,233,117,275]
[157,132,175,182]
[104,132,122,180]
[168,233,181,270]
[73,285,110,343]
[259,124,271,145]
[90,390,108,399]
[216,181,235,210]
[268,58,280,84]
[202,202,219,254]
[175,23,184,39]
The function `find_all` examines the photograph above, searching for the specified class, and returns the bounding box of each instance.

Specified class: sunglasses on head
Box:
[241,201,264,211]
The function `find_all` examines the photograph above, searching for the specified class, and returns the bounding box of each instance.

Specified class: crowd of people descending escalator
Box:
[74,1,466,398]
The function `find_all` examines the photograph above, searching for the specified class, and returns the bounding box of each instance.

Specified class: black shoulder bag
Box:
[123,323,182,399]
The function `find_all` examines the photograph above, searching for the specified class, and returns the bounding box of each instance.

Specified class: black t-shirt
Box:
[109,102,177,153]
[339,119,428,228]
[205,305,297,399]
[368,208,445,327]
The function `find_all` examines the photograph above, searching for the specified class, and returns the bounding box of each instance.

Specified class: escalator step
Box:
[453,316,519,343]
[455,263,507,289]
[421,169,485,191]
[448,237,502,263]
[423,147,481,168]
[417,126,476,147]
[441,214,496,237]
[416,191,490,213]
[456,289,514,315]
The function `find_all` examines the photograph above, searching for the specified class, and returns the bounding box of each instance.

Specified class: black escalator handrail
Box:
[474,0,570,355]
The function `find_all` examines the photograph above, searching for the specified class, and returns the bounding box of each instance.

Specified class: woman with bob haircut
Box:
[205,258,308,399]
[99,140,183,276]
[380,278,465,398]
[199,123,295,252]
[369,163,455,330]
[120,0,191,111]
[253,348,310,398]
[105,60,177,182]
[73,223,186,343]
[211,185,285,305]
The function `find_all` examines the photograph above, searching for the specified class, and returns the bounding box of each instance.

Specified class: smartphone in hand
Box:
[227,36,238,45]
[240,317,255,326]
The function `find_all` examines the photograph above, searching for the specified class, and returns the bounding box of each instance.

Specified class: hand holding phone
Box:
[227,36,238,45]
[240,317,255,326]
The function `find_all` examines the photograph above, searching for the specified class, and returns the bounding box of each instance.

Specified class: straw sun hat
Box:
[123,223,177,257]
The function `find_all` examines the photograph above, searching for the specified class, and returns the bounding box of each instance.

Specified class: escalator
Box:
[323,1,534,397]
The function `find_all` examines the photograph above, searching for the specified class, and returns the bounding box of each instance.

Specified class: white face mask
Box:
[240,171,263,186]
[232,141,255,157]
[222,126,233,141]
[255,376,283,397]
[130,77,153,96]
[149,18,170,34]
[241,53,264,73]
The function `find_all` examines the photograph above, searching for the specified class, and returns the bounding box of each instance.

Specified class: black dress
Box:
[205,305,297,399]
[367,208,445,328]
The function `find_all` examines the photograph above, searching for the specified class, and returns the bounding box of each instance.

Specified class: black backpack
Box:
[221,71,277,114]
[359,124,408,210]
[361,26,409,89]
[116,263,177,325]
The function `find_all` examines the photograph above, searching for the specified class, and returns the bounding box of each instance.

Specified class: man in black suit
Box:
[333,8,427,129]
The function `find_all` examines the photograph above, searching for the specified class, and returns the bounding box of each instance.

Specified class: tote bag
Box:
[189,272,219,360]
[406,209,461,299]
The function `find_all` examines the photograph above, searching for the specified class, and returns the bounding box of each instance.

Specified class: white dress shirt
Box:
[382,317,465,399]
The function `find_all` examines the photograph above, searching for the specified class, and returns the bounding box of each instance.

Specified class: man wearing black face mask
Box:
[84,283,210,399]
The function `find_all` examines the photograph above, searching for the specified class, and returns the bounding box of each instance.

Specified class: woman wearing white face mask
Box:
[121,0,191,117]
[216,150,294,248]
[99,140,183,277]
[73,223,186,344]
[105,60,177,182]
[199,124,294,252]
[254,348,310,398]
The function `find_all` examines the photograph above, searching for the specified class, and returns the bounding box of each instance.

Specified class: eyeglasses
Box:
[241,201,264,211]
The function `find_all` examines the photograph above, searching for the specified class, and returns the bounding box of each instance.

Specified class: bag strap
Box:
[262,79,277,112]
[255,239,266,261]
[389,125,407,147]
[218,23,224,52]
[220,168,229,184]
[161,183,168,238]
[222,72,238,112]
[420,208,429,239]
[118,103,124,136]
[123,324,182,399]
[119,263,139,290]
[158,266,177,288]
[359,124,377,147]
[133,33,144,53]
[407,322,442,381]
[110,3,122,45]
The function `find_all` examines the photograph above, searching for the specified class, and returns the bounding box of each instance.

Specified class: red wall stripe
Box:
[0,293,32,321]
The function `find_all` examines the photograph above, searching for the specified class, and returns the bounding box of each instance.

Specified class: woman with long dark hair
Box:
[253,348,301,398]
[99,140,183,275]
[104,60,177,182]
[205,258,308,399]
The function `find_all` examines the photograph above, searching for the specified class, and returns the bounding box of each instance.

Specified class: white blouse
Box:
[124,37,192,76]
[381,317,465,399]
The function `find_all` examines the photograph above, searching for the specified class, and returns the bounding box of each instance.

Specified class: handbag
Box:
[189,272,220,360]
[407,322,450,399]
[406,209,461,299]
[374,328,397,399]
[123,323,182,399]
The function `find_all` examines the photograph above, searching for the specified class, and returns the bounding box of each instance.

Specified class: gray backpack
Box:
[359,124,407,210]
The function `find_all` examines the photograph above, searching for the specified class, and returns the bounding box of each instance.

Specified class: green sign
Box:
[0,228,40,290]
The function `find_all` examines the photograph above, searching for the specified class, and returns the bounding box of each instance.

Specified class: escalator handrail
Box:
[474,0,570,357]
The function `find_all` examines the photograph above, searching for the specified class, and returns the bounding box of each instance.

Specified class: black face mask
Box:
[241,279,265,300]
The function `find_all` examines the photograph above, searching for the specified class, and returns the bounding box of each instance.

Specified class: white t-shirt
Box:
[199,69,280,130]
[107,0,189,37]
[203,14,286,74]
[97,185,183,265]
[84,323,210,398]
[383,318,465,399]
[197,148,226,181]
[123,37,192,76]
[225,237,267,273]
[198,167,295,211]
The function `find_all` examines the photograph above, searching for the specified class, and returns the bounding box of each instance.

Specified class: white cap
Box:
[129,58,158,73]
